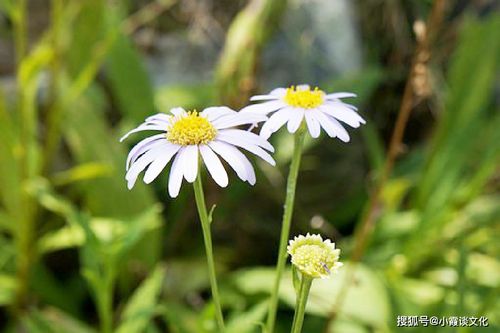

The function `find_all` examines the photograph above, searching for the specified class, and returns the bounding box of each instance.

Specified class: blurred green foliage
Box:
[0,0,499,332]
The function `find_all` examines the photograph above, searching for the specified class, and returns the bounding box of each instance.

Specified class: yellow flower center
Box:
[166,111,217,146]
[292,244,335,277]
[284,86,324,109]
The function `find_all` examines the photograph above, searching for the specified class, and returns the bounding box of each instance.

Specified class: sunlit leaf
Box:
[21,307,96,333]
[0,274,17,306]
[233,263,391,329]
[106,33,155,122]
[226,301,267,333]
[116,264,166,333]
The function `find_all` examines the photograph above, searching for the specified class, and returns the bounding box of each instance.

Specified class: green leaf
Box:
[233,264,391,329]
[161,301,206,333]
[116,265,167,333]
[388,277,445,315]
[208,204,216,224]
[66,0,106,77]
[418,14,500,210]
[0,274,17,306]
[226,301,268,333]
[466,253,500,288]
[50,162,112,186]
[155,83,216,113]
[63,89,162,267]
[105,33,155,123]
[0,88,22,222]
[327,319,369,333]
[0,0,14,16]
[21,307,96,333]
[63,89,159,218]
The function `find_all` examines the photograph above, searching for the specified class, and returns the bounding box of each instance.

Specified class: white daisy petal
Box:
[182,145,199,183]
[217,132,276,166]
[326,92,357,100]
[296,84,310,91]
[200,106,236,121]
[311,110,337,138]
[212,113,268,129]
[143,143,181,184]
[327,117,351,142]
[305,112,321,138]
[240,100,286,115]
[168,149,186,198]
[212,143,257,185]
[126,145,164,189]
[269,87,287,97]
[240,156,256,185]
[333,102,359,111]
[313,110,350,142]
[170,107,186,116]
[145,113,172,124]
[259,108,293,139]
[217,129,274,152]
[286,109,305,133]
[120,124,166,142]
[199,145,229,187]
[144,119,169,127]
[209,141,248,182]
[250,94,277,101]
[320,104,365,128]
[126,133,166,170]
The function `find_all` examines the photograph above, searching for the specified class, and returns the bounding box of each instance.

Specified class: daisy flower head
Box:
[287,233,342,279]
[120,107,276,198]
[241,84,366,141]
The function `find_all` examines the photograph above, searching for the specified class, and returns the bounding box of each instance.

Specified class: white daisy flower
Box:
[120,107,276,198]
[241,84,366,141]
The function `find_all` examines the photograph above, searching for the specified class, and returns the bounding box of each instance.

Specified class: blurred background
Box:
[0,0,499,332]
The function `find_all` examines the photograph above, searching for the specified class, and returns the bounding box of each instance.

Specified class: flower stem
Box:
[290,275,313,333]
[267,128,306,333]
[193,173,225,332]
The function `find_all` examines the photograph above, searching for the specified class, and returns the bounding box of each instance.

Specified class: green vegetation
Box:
[0,1,498,332]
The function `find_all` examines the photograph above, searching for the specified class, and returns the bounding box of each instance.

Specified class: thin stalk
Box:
[193,173,225,332]
[290,275,313,333]
[12,0,37,312]
[13,0,27,66]
[43,0,64,173]
[267,128,306,333]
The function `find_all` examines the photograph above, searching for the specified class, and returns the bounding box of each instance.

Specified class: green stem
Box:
[13,0,27,66]
[12,0,37,312]
[96,272,113,333]
[193,173,225,332]
[267,128,306,333]
[290,275,313,333]
[43,0,64,173]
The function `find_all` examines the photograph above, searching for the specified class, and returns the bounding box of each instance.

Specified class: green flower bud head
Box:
[287,233,342,279]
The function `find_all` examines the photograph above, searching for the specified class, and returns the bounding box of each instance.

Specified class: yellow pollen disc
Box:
[292,244,335,277]
[166,111,217,146]
[284,86,324,109]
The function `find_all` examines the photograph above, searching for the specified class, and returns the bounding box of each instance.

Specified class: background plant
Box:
[0,1,498,332]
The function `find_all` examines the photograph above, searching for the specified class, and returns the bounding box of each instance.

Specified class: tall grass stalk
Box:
[12,0,38,311]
